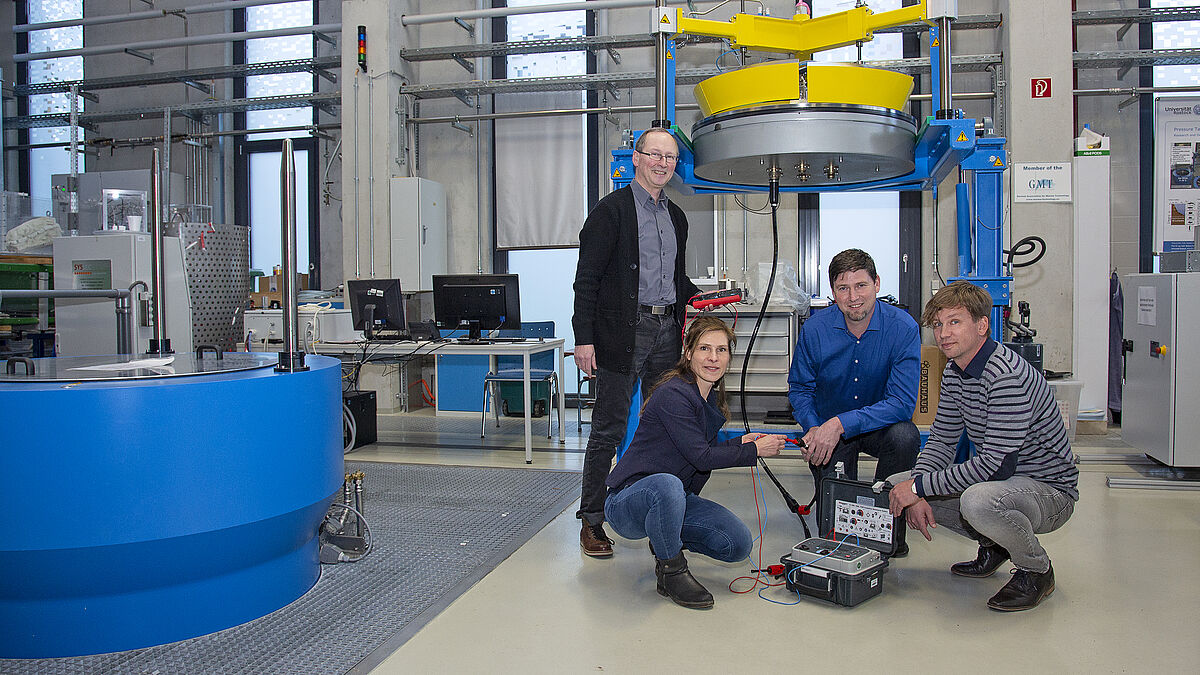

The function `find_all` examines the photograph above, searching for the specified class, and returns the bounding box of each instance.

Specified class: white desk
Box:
[309,338,567,463]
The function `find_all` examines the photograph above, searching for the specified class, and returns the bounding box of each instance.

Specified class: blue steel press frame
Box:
[611,25,1011,340]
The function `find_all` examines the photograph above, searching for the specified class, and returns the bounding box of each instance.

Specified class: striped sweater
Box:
[913,339,1079,501]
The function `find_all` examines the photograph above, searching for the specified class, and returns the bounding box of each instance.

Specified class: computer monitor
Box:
[347,278,407,340]
[432,274,521,342]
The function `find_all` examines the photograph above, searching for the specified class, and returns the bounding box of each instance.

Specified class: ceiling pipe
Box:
[402,0,698,27]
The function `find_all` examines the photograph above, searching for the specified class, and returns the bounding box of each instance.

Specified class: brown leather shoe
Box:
[580,521,614,557]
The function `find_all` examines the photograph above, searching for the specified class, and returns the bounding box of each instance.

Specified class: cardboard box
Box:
[250,273,309,308]
[913,345,948,426]
[256,273,308,293]
[254,292,282,309]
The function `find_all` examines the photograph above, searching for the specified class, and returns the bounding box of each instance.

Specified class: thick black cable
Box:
[735,200,810,539]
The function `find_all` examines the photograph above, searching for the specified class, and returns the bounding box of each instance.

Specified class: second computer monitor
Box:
[432,274,521,342]
[347,278,407,340]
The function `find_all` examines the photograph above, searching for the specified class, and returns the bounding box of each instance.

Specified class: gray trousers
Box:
[887,470,1075,574]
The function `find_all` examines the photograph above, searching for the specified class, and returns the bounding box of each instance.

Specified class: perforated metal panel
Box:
[181,221,249,352]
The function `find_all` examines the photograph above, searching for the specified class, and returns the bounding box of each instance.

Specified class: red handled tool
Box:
[689,289,742,310]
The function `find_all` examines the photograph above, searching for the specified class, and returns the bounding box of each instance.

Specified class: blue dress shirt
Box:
[787,301,920,438]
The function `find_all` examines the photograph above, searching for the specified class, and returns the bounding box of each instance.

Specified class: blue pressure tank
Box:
[0,353,343,658]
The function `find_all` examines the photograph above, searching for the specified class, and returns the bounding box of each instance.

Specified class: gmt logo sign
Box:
[1014,162,1073,202]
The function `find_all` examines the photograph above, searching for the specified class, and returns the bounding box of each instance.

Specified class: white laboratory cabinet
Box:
[730,304,799,393]
[389,177,447,292]
[53,232,193,356]
[1122,273,1200,468]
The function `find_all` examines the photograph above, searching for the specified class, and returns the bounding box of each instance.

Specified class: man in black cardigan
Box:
[572,127,701,557]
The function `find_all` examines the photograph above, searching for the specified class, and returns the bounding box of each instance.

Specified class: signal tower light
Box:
[357,25,367,72]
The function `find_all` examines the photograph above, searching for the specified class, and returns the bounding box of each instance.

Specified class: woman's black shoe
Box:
[655,553,714,609]
[950,545,1010,578]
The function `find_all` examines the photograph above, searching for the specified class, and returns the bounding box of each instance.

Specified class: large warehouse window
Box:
[1152,0,1200,91]
[811,0,902,297]
[502,0,587,393]
[24,0,83,211]
[246,0,315,141]
[236,1,319,281]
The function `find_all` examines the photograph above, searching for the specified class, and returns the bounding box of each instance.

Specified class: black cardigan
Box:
[571,185,701,373]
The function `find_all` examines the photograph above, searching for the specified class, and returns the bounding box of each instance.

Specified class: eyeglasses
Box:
[636,150,680,164]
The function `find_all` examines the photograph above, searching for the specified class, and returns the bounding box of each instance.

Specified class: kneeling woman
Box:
[604,316,787,609]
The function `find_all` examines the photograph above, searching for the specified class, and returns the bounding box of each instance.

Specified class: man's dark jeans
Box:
[809,421,921,522]
[577,312,681,526]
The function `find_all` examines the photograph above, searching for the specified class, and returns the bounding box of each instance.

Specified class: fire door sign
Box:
[1031,78,1051,98]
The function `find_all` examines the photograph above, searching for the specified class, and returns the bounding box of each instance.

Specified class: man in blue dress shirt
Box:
[788,249,921,502]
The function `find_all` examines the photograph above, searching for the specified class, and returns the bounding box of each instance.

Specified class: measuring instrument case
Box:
[780,477,905,607]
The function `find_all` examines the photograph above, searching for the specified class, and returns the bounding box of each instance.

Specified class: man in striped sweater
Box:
[887,281,1078,612]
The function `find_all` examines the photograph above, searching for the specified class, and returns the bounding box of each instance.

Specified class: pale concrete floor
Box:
[353,410,1200,673]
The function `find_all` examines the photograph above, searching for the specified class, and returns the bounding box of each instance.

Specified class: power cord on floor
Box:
[343,402,358,454]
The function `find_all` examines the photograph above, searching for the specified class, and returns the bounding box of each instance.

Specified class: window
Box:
[249,150,311,274]
[811,0,903,296]
[24,0,83,211]
[506,0,586,82]
[1153,0,1200,92]
[501,0,588,393]
[246,1,315,141]
[236,1,318,280]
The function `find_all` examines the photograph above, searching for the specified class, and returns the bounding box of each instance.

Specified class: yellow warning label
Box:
[957,132,968,142]
[667,52,674,59]
[613,169,623,178]
[932,38,940,47]
[992,157,1004,167]
[661,15,671,24]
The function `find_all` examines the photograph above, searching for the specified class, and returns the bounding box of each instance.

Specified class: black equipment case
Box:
[780,477,906,607]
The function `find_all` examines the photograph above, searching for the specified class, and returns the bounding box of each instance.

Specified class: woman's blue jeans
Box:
[604,473,752,562]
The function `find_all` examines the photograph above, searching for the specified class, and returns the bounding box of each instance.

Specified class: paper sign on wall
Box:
[1013,163,1072,202]
[1137,286,1157,327]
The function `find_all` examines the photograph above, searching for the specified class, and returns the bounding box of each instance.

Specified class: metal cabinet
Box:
[1122,273,1200,468]
[389,177,447,293]
[729,305,799,393]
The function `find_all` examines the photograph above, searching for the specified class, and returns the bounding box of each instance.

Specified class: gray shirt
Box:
[630,180,678,306]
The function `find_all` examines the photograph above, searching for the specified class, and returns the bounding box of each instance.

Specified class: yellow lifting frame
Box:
[673,1,930,61]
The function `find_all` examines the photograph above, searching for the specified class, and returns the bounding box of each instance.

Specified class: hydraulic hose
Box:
[736,171,811,538]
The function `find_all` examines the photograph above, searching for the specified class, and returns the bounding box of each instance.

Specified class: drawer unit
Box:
[727,306,798,394]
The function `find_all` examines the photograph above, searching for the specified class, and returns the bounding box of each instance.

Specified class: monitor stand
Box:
[368,330,411,342]
[364,309,411,342]
[456,321,490,344]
